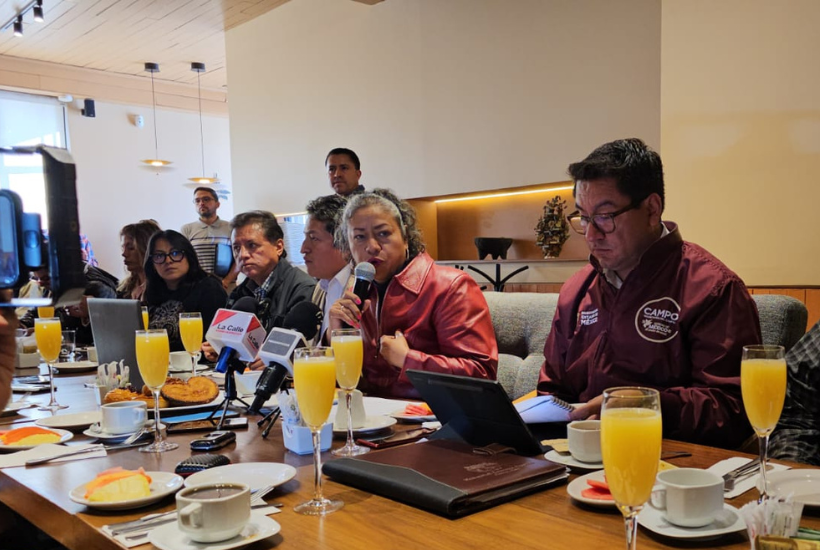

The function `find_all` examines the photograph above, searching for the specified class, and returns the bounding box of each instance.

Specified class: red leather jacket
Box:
[359,252,498,399]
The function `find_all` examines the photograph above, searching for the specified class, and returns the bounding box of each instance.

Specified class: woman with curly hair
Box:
[143,230,226,352]
[117,219,161,300]
[328,189,498,398]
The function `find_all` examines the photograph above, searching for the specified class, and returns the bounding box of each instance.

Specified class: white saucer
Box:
[333,415,397,435]
[70,471,184,510]
[1,400,35,416]
[53,360,99,373]
[36,411,101,431]
[566,470,616,508]
[767,469,820,507]
[638,503,745,540]
[184,462,297,493]
[0,428,73,452]
[83,421,162,441]
[545,449,604,470]
[149,512,280,550]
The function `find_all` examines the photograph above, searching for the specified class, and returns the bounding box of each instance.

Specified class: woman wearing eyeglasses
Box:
[143,230,227,352]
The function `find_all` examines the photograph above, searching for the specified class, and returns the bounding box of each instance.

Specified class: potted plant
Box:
[534,196,570,258]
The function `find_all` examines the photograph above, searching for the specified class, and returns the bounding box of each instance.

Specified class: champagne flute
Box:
[601,387,662,550]
[34,317,68,412]
[293,347,344,516]
[141,306,149,330]
[179,312,203,377]
[741,344,786,501]
[135,329,178,453]
[330,328,367,457]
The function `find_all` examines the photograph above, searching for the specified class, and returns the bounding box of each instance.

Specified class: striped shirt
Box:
[180,218,232,274]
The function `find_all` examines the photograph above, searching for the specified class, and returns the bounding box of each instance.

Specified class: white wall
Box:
[226,0,661,214]
[67,101,233,277]
[661,0,820,285]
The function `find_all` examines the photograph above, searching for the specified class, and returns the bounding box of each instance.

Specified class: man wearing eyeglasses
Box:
[537,138,761,449]
[181,187,237,290]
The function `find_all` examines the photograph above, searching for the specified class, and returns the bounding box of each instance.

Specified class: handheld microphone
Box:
[248,302,324,414]
[206,297,266,374]
[351,262,376,310]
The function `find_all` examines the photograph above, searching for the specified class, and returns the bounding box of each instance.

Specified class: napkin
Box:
[102,506,282,548]
[708,457,791,499]
[0,443,106,469]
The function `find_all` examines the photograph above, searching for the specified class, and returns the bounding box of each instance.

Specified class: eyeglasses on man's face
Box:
[566,201,641,235]
[193,197,215,204]
[151,250,185,264]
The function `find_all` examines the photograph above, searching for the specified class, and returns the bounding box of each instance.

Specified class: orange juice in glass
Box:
[293,347,343,516]
[741,345,786,501]
[600,387,661,550]
[330,329,368,457]
[179,312,203,376]
[141,306,149,330]
[135,329,177,453]
[37,306,55,319]
[35,317,67,411]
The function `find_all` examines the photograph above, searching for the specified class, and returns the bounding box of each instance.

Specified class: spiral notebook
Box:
[513,395,574,424]
[405,370,570,456]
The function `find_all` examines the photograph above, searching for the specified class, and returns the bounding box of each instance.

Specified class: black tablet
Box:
[405,370,551,456]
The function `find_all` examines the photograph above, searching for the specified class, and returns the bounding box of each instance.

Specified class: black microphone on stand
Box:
[248,301,323,415]
[351,262,376,310]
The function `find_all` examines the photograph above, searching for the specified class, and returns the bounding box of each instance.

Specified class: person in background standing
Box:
[326,148,365,197]
[181,187,237,291]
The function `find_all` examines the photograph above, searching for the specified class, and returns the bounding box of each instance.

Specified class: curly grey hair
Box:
[334,188,425,260]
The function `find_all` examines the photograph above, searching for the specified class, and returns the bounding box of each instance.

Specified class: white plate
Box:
[149,512,280,550]
[53,361,99,373]
[0,428,73,452]
[1,400,35,416]
[69,471,184,510]
[36,411,101,431]
[545,449,604,471]
[333,415,397,435]
[82,421,164,441]
[151,396,223,416]
[184,463,297,493]
[767,469,820,506]
[638,503,745,540]
[566,470,616,508]
[389,403,436,422]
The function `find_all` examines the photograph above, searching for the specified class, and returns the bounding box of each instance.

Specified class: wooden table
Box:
[1,372,817,550]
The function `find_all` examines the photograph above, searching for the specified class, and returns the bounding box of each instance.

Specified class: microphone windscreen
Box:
[232,296,258,314]
[282,301,323,340]
[354,262,376,283]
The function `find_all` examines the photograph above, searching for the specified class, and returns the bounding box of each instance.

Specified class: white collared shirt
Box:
[319,263,353,340]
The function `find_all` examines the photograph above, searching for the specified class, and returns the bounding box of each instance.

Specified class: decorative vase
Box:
[474,237,513,260]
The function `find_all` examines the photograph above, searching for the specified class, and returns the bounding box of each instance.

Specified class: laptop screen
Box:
[88,298,144,388]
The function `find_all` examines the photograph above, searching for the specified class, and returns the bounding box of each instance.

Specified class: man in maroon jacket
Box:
[537,138,761,449]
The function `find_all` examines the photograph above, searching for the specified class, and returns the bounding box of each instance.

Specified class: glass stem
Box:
[191,353,198,377]
[624,511,639,550]
[153,389,162,445]
[312,428,324,502]
[759,433,770,502]
[47,362,57,406]
[345,390,354,448]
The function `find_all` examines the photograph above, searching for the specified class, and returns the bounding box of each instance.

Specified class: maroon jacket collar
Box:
[389,252,434,296]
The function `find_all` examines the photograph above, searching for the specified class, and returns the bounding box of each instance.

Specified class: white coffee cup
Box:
[176,483,251,543]
[170,351,192,371]
[567,420,602,463]
[87,346,98,363]
[100,401,147,435]
[650,468,724,528]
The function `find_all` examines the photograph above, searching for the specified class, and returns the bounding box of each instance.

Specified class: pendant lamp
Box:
[188,62,218,184]
[141,62,172,167]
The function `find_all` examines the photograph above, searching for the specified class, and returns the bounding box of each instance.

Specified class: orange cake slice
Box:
[0,426,62,446]
[84,467,152,502]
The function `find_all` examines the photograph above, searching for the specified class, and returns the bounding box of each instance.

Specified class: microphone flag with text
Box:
[206,296,266,374]
[248,301,323,414]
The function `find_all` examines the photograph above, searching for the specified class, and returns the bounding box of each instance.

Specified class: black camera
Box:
[0,145,85,306]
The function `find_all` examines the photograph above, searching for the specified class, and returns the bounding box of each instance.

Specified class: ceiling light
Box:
[33,1,44,23]
[188,62,218,184]
[141,62,172,168]
[13,16,22,37]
